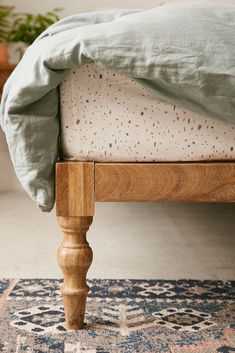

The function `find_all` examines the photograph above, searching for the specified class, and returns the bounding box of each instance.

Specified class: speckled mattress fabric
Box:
[60,64,235,162]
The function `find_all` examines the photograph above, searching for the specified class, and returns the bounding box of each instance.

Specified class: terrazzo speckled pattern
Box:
[60,64,235,162]
[0,279,234,352]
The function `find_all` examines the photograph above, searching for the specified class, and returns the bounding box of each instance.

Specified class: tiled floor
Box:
[0,191,234,279]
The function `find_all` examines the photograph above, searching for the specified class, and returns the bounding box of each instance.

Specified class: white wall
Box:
[2,0,235,17]
[1,0,235,191]
[2,0,157,16]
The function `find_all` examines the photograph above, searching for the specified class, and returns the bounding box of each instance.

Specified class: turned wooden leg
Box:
[56,162,94,330]
[57,216,93,329]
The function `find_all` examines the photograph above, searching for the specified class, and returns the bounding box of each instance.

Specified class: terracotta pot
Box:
[8,42,28,64]
[0,43,9,64]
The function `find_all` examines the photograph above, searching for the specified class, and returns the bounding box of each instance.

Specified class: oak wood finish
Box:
[56,162,94,330]
[56,160,235,330]
[56,161,94,217]
[95,163,235,202]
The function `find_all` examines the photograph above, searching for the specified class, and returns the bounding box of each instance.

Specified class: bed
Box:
[0,0,234,333]
[56,64,235,330]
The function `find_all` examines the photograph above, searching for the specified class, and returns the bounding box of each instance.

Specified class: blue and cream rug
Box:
[0,279,234,352]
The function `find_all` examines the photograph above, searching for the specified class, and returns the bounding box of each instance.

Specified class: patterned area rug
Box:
[0,279,234,353]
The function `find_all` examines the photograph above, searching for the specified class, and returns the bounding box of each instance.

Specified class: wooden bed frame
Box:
[56,161,235,330]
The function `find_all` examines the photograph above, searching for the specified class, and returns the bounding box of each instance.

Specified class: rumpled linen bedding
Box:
[0,4,235,212]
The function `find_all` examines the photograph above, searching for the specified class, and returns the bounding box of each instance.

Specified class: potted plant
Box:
[0,5,13,63]
[7,8,61,63]
[9,9,61,45]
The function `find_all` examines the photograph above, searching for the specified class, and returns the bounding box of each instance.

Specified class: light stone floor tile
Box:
[0,191,234,279]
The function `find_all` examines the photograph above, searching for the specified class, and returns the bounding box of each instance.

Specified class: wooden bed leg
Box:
[56,162,95,330]
[57,216,93,330]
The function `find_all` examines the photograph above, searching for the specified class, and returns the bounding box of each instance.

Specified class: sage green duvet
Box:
[0,4,235,211]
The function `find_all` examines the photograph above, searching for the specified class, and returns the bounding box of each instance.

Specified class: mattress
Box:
[60,64,235,162]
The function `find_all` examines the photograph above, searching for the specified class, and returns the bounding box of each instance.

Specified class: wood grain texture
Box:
[95,163,235,202]
[56,160,235,329]
[56,161,95,217]
[56,162,95,330]
[57,216,93,330]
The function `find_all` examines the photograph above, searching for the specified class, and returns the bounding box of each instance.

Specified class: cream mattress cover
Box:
[60,64,235,162]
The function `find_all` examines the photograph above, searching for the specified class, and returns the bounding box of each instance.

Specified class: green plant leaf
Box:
[7,9,61,44]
